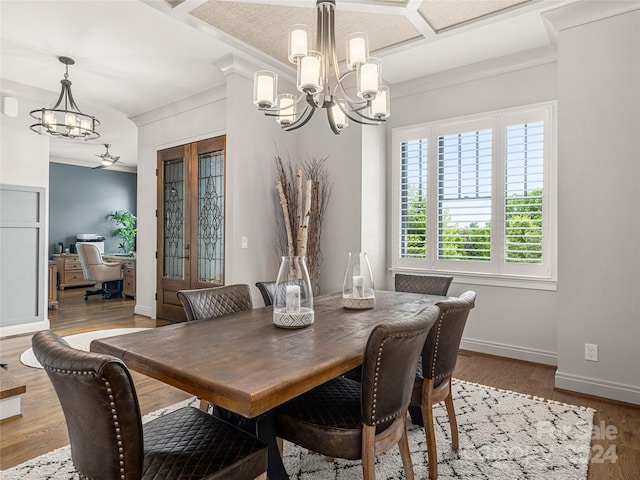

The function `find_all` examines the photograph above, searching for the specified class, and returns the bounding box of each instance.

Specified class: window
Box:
[392,104,556,286]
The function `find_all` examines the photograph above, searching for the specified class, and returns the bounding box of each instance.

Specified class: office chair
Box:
[76,242,123,300]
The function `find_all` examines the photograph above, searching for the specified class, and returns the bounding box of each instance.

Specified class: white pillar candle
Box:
[353,276,364,298]
[286,285,301,312]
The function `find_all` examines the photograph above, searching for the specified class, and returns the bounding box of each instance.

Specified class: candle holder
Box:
[273,256,314,328]
[342,252,375,310]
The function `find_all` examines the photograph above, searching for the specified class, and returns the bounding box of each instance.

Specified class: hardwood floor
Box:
[1,289,639,479]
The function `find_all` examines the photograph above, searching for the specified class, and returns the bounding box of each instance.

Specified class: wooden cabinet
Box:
[122,261,136,299]
[51,254,95,290]
[47,261,59,309]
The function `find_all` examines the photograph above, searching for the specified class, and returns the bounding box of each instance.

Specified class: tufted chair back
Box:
[32,330,144,479]
[394,273,453,296]
[421,291,476,382]
[255,281,277,306]
[177,284,253,321]
[360,306,440,427]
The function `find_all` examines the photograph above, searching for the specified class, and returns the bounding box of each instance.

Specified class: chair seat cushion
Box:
[143,406,267,480]
[275,376,391,460]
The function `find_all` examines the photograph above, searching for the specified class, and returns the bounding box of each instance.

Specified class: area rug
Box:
[19,328,151,369]
[0,380,594,479]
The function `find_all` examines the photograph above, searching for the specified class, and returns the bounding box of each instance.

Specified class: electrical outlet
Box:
[585,343,598,362]
[241,236,248,249]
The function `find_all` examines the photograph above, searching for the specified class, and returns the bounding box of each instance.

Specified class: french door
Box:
[156,136,226,322]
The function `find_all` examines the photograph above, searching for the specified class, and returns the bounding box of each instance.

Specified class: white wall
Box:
[0,83,51,336]
[223,69,298,296]
[552,8,640,404]
[385,4,640,404]
[297,113,365,294]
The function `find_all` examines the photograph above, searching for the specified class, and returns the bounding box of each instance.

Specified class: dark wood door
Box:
[156,136,226,321]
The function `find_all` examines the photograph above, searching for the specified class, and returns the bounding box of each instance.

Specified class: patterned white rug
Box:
[19,328,151,369]
[1,380,594,479]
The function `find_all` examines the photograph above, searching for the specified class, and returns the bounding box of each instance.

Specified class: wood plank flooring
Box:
[1,288,638,479]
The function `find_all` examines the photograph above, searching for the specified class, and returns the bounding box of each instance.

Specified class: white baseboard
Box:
[460,337,557,366]
[0,319,50,339]
[555,371,640,405]
[134,305,153,318]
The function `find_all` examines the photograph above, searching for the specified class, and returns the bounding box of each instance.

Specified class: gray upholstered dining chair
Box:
[32,329,268,480]
[177,284,253,321]
[275,306,440,480]
[255,280,308,308]
[409,290,476,480]
[394,273,454,296]
[255,281,277,306]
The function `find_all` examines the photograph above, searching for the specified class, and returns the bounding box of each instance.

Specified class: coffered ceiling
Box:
[1,0,574,168]
[182,0,531,66]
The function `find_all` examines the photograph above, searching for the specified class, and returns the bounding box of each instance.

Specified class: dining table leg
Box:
[213,406,289,480]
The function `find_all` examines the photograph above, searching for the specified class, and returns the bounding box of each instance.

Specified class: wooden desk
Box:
[51,254,94,290]
[91,290,449,479]
[102,255,136,298]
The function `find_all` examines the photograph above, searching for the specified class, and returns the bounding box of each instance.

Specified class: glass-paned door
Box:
[156,136,226,322]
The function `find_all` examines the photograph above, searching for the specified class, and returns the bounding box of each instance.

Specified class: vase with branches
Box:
[274,155,331,295]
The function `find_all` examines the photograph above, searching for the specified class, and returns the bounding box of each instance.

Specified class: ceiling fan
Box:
[93,144,121,169]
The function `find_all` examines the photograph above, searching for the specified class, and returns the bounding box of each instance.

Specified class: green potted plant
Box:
[109,210,137,253]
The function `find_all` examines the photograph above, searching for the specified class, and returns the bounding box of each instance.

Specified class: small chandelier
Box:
[30,56,100,140]
[253,0,390,135]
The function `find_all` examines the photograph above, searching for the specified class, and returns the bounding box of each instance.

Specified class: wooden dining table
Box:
[91,289,451,479]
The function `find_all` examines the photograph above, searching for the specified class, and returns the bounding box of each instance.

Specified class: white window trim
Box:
[391,102,557,291]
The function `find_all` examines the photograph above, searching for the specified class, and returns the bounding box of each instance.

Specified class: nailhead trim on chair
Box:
[104,379,126,480]
[370,327,432,426]
[43,366,127,480]
[430,306,467,380]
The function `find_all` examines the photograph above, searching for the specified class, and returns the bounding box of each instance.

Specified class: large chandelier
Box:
[29,56,100,140]
[253,0,390,135]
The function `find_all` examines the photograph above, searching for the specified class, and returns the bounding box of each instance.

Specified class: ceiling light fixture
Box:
[29,56,100,140]
[253,0,390,135]
[93,144,120,169]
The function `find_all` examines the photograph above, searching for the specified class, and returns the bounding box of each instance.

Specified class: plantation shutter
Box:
[437,129,492,262]
[504,121,544,264]
[399,139,428,258]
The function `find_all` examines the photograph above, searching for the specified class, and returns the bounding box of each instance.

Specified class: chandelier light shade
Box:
[29,56,100,140]
[253,0,390,135]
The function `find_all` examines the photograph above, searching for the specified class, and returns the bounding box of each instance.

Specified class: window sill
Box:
[389,267,557,291]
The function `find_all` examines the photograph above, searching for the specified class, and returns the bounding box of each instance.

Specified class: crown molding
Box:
[130,84,226,127]
[542,0,640,41]
[392,44,557,99]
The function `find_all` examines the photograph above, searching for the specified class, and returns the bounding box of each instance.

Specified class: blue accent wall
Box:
[49,163,137,256]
